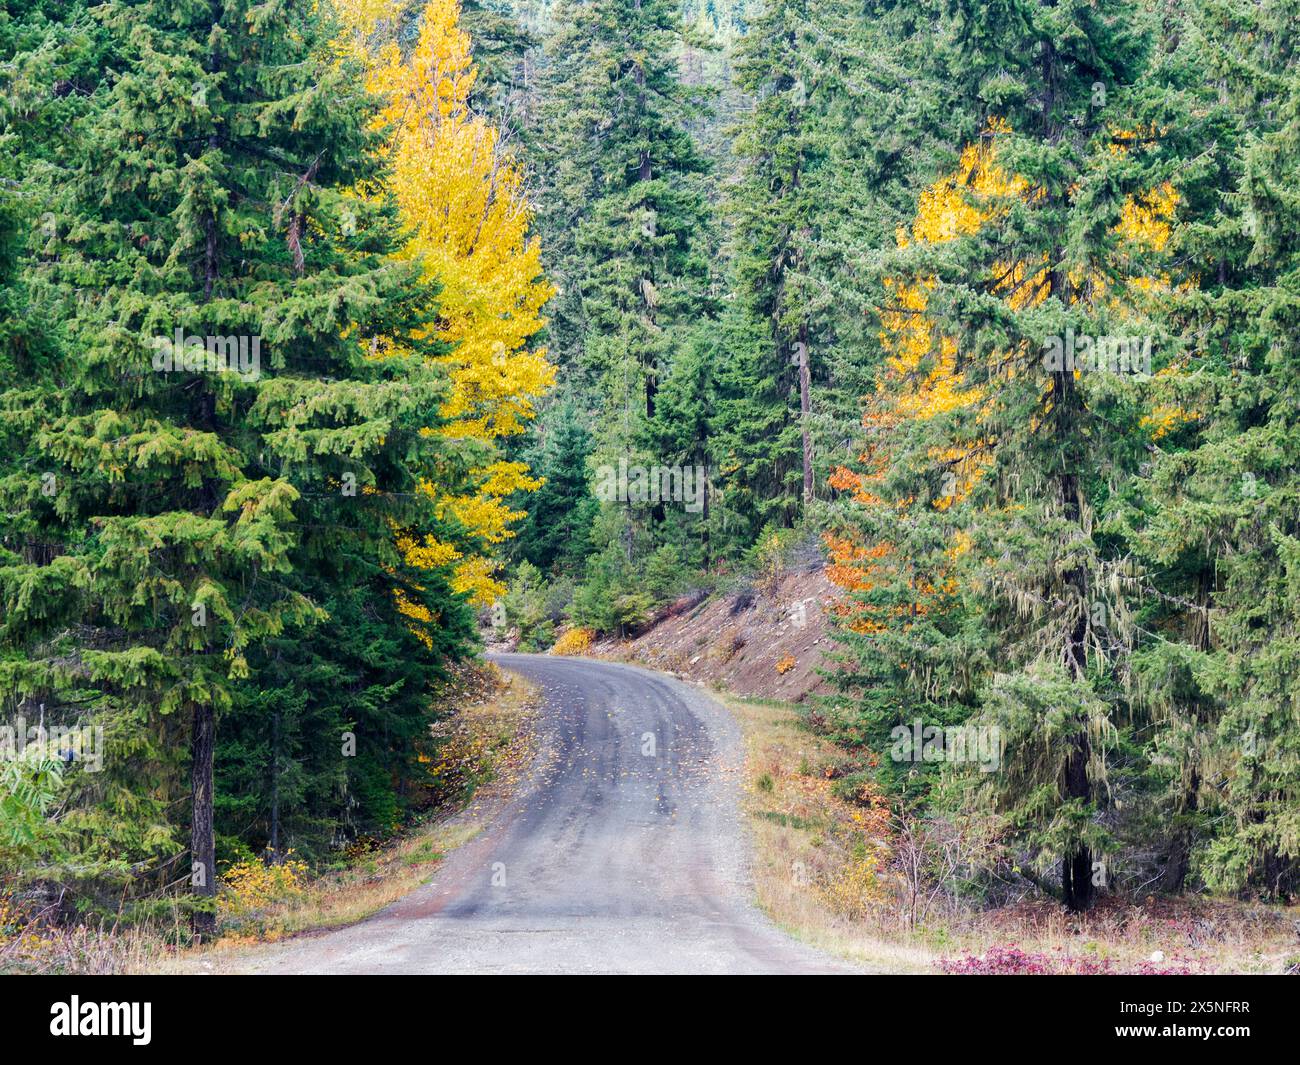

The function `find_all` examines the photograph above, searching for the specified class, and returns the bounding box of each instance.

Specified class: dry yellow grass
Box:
[718,692,933,973]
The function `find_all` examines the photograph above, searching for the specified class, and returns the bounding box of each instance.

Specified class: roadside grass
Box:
[719,690,1300,975]
[0,908,190,976]
[934,894,1300,974]
[718,691,933,974]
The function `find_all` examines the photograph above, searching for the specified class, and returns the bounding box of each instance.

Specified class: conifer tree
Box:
[1131,0,1300,897]
[715,0,823,535]
[513,403,597,574]
[532,0,713,591]
[825,0,1191,909]
[0,0,475,931]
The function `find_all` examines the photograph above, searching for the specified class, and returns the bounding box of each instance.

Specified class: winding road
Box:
[227,654,850,974]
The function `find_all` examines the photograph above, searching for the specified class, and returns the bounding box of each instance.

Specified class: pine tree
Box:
[714,0,823,536]
[825,0,1196,910]
[533,0,713,587]
[905,0,1178,910]
[1130,0,1300,898]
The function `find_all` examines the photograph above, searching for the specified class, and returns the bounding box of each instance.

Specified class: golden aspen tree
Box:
[340,0,555,606]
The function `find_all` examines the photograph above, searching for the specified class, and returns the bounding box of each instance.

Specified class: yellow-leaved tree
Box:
[340,0,555,609]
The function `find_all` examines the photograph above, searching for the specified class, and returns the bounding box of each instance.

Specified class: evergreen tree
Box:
[513,402,597,574]
[825,0,1197,910]
[902,0,1177,910]
[533,0,713,588]
[714,0,823,537]
[1131,0,1300,898]
[0,0,475,931]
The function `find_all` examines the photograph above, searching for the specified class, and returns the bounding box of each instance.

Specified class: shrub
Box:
[644,543,689,604]
[0,754,64,876]
[551,627,594,656]
[504,561,554,651]
[746,524,798,596]
[820,851,885,920]
[220,854,309,915]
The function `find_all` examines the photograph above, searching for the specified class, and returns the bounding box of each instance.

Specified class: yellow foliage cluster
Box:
[220,856,309,912]
[0,893,53,959]
[830,121,1192,632]
[819,849,887,921]
[367,0,555,443]
[550,627,594,656]
[880,129,1030,502]
[339,0,555,613]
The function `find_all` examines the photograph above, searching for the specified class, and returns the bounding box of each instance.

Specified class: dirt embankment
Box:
[591,566,841,703]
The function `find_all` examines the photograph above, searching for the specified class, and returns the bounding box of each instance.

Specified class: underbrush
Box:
[938,945,1203,975]
[721,690,1299,975]
[2,667,540,973]
[0,892,189,975]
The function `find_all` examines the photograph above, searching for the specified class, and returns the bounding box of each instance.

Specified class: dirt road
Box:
[220,654,852,974]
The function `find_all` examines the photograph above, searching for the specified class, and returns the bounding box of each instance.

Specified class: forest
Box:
[1,0,1299,963]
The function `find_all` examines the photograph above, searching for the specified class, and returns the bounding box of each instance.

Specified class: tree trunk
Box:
[701,453,711,571]
[269,707,281,864]
[1162,768,1198,894]
[1043,30,1095,906]
[797,322,812,505]
[1061,733,1094,912]
[190,701,217,938]
[203,135,219,300]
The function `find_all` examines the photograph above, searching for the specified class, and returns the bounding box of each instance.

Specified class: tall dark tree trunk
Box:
[190,701,217,938]
[1061,734,1094,911]
[700,450,711,570]
[1164,570,1213,894]
[269,707,281,863]
[1056,371,1095,913]
[192,29,223,931]
[1162,767,1198,894]
[796,322,812,505]
[1042,30,1096,909]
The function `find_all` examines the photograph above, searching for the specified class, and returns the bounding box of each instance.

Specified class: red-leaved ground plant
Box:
[938,945,1201,975]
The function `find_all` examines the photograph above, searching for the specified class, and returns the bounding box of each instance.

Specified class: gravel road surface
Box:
[224,654,852,974]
